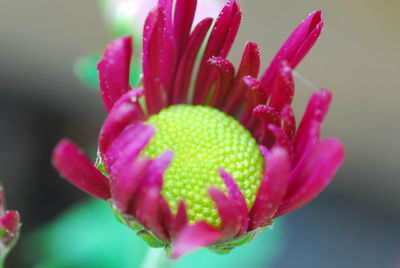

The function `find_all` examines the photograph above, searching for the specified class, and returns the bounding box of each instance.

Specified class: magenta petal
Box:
[223,42,260,115]
[159,197,174,237]
[219,169,249,235]
[98,89,145,158]
[98,36,132,112]
[268,124,292,154]
[280,106,296,139]
[52,140,111,200]
[251,105,280,147]
[172,221,223,259]
[239,76,267,128]
[172,18,214,105]
[249,146,290,230]
[143,7,167,115]
[276,139,345,218]
[110,158,150,213]
[208,57,235,108]
[0,211,20,234]
[174,0,197,55]
[105,123,154,173]
[132,151,173,242]
[209,188,241,238]
[193,0,241,105]
[293,89,332,165]
[261,10,323,88]
[172,200,188,239]
[268,61,295,111]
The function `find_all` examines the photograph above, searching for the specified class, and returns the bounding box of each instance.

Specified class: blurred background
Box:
[1,0,399,267]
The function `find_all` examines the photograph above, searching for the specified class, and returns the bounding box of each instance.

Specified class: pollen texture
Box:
[143,105,264,227]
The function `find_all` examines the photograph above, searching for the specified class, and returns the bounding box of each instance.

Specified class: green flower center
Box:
[143,105,264,227]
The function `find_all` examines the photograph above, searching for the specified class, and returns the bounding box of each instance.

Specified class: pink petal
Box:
[52,140,111,200]
[97,36,132,112]
[261,10,323,89]
[268,124,292,154]
[98,89,145,159]
[132,151,174,242]
[223,42,260,115]
[219,169,249,235]
[239,76,267,128]
[171,221,223,259]
[142,7,168,115]
[110,158,150,213]
[174,0,197,56]
[159,197,174,237]
[172,18,214,105]
[275,139,345,218]
[281,106,296,139]
[173,200,188,238]
[105,123,154,178]
[293,89,332,165]
[251,105,280,147]
[0,211,20,234]
[157,0,177,104]
[249,146,290,230]
[267,61,295,111]
[193,0,241,105]
[208,57,235,108]
[209,188,241,238]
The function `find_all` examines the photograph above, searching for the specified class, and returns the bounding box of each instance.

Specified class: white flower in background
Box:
[101,0,226,39]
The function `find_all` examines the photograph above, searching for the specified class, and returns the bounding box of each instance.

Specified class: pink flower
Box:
[0,186,20,258]
[53,0,345,259]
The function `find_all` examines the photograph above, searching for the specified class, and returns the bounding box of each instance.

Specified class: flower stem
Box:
[140,247,172,268]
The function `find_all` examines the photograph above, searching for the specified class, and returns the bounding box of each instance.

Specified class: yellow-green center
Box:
[143,105,264,227]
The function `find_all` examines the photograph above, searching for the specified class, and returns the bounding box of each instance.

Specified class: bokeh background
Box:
[1,0,399,267]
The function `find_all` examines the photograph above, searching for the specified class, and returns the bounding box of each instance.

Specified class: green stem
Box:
[140,247,173,268]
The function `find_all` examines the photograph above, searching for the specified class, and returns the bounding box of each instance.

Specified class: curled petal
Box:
[249,147,290,230]
[208,57,235,108]
[131,151,174,242]
[280,106,296,139]
[105,123,154,174]
[268,124,292,154]
[143,7,168,115]
[219,169,249,235]
[110,158,150,213]
[98,89,145,158]
[223,42,260,115]
[193,0,241,104]
[174,0,197,55]
[252,105,280,147]
[98,36,132,112]
[268,61,295,111]
[239,76,267,127]
[276,139,345,218]
[209,188,241,238]
[172,18,214,104]
[52,140,110,200]
[172,221,223,259]
[261,10,323,88]
[293,89,332,164]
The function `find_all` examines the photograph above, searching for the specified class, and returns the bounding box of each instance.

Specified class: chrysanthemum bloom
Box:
[53,0,345,259]
[0,186,20,262]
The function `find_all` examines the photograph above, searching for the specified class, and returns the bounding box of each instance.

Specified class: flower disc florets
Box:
[143,105,263,227]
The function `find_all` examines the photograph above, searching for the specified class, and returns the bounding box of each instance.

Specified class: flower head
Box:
[0,185,21,261]
[53,0,345,259]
